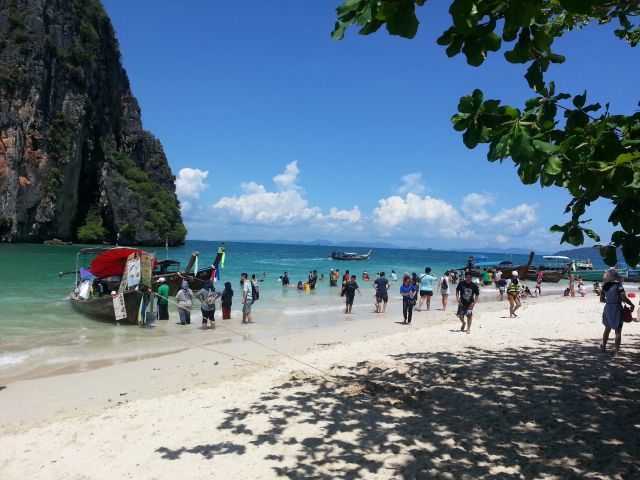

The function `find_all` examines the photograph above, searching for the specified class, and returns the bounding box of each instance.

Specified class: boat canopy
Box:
[89,247,157,278]
[543,255,570,261]
[473,261,499,267]
[472,255,488,260]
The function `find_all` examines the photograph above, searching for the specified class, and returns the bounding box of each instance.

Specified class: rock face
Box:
[0,0,186,245]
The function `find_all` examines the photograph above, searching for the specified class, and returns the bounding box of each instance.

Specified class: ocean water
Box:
[0,241,586,382]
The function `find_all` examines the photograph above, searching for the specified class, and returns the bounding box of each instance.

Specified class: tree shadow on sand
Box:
[159,335,640,479]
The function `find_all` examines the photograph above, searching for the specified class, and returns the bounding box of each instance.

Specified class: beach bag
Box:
[623,306,633,323]
[251,283,259,301]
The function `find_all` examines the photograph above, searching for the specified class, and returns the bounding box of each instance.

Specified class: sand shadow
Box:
[156,335,640,478]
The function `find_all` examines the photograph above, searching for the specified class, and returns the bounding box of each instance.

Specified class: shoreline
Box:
[0,288,582,430]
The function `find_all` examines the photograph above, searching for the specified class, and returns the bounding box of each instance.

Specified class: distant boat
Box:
[526,256,570,283]
[331,249,372,261]
[575,268,628,282]
[463,252,535,279]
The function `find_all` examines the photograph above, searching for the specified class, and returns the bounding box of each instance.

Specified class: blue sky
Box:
[102,0,638,250]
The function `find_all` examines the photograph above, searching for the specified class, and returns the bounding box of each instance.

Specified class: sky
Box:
[101,0,639,251]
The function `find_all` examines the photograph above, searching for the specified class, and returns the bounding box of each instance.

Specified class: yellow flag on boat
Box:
[218,246,225,268]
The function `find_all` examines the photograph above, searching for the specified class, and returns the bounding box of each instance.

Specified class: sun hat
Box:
[512,271,519,276]
[158,277,166,283]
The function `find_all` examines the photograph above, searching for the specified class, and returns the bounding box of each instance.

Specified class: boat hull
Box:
[526,270,564,283]
[69,290,143,324]
[576,269,628,282]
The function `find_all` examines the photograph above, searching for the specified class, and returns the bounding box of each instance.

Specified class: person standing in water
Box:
[400,274,417,324]
[344,275,361,314]
[221,282,233,319]
[373,271,390,313]
[240,273,253,324]
[196,279,218,330]
[175,280,194,325]
[456,271,479,333]
[156,277,170,320]
[281,271,290,287]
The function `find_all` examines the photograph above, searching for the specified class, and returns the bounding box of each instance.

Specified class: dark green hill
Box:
[0,0,185,245]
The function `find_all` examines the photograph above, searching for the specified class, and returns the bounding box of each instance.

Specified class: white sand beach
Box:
[1,293,639,479]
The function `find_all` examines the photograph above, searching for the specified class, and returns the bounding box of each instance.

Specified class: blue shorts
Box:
[457,305,473,318]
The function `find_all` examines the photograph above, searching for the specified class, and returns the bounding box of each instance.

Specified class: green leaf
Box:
[600,245,618,266]
[560,0,595,15]
[449,0,475,34]
[533,140,559,154]
[573,91,587,109]
[510,125,535,161]
[331,21,348,40]
[543,155,563,175]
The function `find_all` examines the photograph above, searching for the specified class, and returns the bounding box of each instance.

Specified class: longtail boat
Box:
[330,249,372,261]
[464,251,535,279]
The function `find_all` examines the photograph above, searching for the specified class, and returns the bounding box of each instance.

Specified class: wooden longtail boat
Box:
[465,251,535,279]
[66,246,226,324]
[525,269,564,283]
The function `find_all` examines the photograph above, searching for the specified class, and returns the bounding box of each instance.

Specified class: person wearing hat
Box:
[506,271,521,318]
[156,277,170,321]
[600,269,634,357]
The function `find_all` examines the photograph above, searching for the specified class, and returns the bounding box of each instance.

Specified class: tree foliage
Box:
[332,0,640,266]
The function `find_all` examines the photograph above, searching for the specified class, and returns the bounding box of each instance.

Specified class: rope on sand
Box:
[151,292,338,384]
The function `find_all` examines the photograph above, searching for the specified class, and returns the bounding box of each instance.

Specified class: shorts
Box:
[499,287,506,294]
[201,308,215,322]
[345,295,355,306]
[242,300,253,314]
[420,290,433,297]
[376,294,388,303]
[457,304,473,318]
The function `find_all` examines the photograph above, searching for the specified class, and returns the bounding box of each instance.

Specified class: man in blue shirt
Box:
[418,267,436,311]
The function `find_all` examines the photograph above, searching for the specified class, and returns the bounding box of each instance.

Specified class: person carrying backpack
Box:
[240,273,254,324]
[438,271,452,310]
[196,279,219,330]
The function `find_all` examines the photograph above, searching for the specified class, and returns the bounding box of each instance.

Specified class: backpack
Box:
[205,289,217,305]
[442,277,448,289]
[251,282,259,301]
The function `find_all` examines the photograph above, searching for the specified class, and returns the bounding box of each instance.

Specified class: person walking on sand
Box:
[535,269,543,297]
[400,274,417,324]
[600,270,634,357]
[344,275,361,314]
[221,281,233,319]
[438,271,452,310]
[493,269,502,289]
[456,271,479,333]
[156,277,170,321]
[196,279,219,330]
[507,271,521,317]
[373,271,390,313]
[418,267,436,311]
[240,273,253,324]
[176,280,194,325]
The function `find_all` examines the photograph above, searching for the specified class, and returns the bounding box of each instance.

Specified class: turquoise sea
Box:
[0,241,591,382]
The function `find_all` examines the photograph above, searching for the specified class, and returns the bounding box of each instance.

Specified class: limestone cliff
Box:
[0,0,186,245]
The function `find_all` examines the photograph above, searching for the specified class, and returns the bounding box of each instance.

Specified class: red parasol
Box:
[89,248,157,278]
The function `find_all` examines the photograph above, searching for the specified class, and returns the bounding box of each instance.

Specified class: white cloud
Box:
[495,234,509,244]
[373,193,468,238]
[212,162,362,229]
[273,161,301,191]
[176,168,209,200]
[490,204,537,234]
[461,192,494,222]
[396,172,426,195]
[327,206,362,223]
